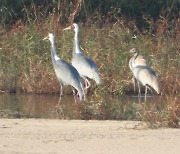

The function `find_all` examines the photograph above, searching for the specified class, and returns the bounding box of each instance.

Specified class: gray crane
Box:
[129,48,160,101]
[63,23,101,93]
[129,48,148,94]
[43,33,85,104]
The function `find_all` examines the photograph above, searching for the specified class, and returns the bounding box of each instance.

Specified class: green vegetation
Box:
[0,0,179,127]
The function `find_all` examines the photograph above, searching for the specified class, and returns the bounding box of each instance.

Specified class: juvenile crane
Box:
[129,48,148,70]
[129,48,148,93]
[129,48,160,101]
[63,23,101,93]
[43,33,85,103]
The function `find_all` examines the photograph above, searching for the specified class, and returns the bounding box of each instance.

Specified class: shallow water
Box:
[0,93,161,119]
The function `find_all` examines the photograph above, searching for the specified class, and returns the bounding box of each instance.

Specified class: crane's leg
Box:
[81,77,91,94]
[137,81,141,102]
[132,77,136,93]
[138,82,141,97]
[58,84,63,106]
[145,86,147,102]
[72,88,77,103]
[84,78,91,93]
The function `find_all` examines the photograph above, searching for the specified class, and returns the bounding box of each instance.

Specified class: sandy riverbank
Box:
[0,119,180,154]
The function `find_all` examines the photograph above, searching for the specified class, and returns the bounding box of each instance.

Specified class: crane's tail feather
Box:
[80,82,86,101]
[76,81,86,101]
[152,77,160,94]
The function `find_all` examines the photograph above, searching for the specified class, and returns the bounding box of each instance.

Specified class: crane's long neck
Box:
[131,53,139,69]
[50,40,61,62]
[131,52,139,67]
[129,58,133,71]
[73,28,81,54]
[134,52,139,60]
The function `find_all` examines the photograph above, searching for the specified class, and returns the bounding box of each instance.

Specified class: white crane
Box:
[63,23,101,93]
[129,48,160,101]
[129,48,148,69]
[43,33,85,104]
[129,48,148,94]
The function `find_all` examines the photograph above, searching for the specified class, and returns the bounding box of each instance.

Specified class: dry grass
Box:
[137,96,180,128]
[0,14,179,127]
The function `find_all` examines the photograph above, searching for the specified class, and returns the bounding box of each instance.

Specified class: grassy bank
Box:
[0,19,179,95]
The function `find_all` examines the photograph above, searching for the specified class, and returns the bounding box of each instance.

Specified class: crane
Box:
[129,48,148,95]
[129,48,160,101]
[43,33,85,104]
[129,48,148,69]
[63,23,101,94]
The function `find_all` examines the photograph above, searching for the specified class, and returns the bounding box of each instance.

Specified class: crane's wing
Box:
[53,59,81,85]
[72,53,101,84]
[133,65,159,93]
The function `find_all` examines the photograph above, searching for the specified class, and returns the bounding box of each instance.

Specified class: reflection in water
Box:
[0,94,162,119]
[0,94,76,119]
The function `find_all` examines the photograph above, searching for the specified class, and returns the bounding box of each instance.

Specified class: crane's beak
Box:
[129,49,135,54]
[43,36,48,40]
[63,25,72,31]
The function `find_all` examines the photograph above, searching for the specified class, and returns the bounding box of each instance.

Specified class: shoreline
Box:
[0,119,180,154]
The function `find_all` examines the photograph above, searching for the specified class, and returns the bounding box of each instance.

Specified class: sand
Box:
[0,119,180,154]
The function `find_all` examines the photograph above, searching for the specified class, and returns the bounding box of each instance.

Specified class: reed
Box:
[0,15,179,95]
[0,0,179,127]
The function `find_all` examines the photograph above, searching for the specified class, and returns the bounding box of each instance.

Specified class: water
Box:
[0,94,161,120]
